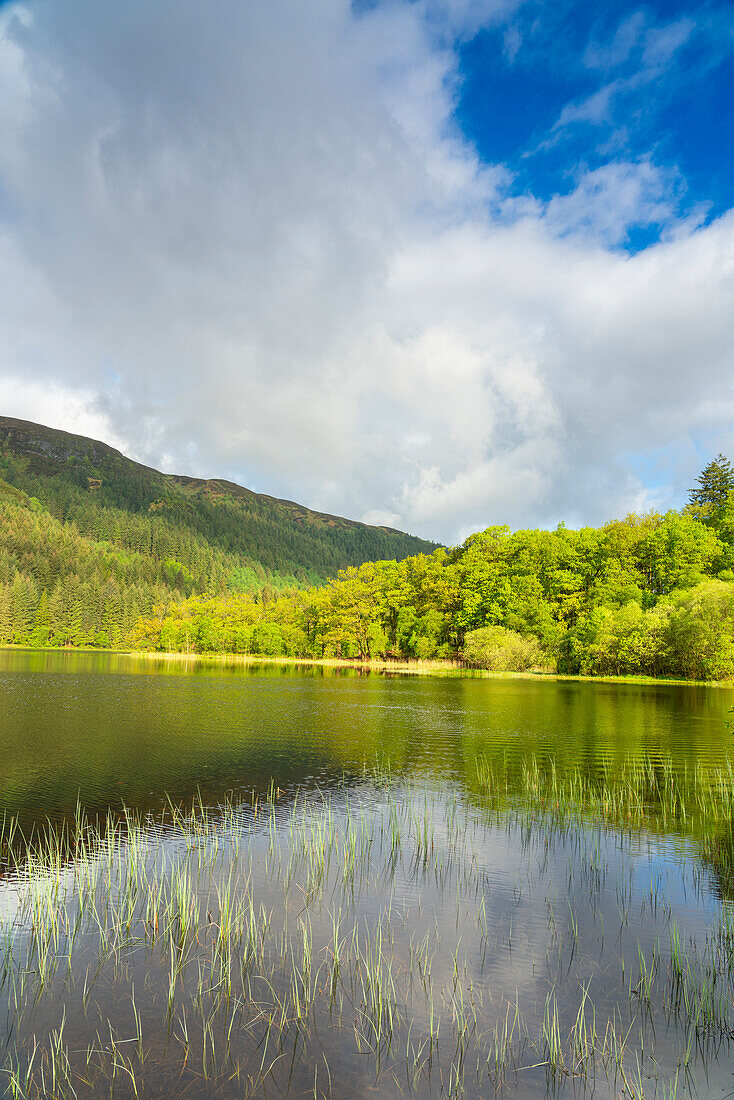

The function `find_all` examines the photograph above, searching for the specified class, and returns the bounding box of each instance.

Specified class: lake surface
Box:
[1,649,734,1098]
[1,648,732,822]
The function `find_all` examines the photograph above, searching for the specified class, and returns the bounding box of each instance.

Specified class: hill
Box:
[0,415,437,648]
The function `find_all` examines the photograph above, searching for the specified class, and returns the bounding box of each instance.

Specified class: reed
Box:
[0,768,733,1097]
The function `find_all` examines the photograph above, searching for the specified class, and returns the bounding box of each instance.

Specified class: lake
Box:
[1,649,733,1098]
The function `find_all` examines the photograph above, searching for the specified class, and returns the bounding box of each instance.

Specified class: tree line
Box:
[4,450,734,680]
[0,480,301,648]
[135,457,734,680]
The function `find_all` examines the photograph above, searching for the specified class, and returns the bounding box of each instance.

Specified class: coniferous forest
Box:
[0,416,436,648]
[3,415,734,680]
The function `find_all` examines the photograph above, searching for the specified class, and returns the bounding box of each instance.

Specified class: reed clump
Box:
[474,752,734,837]
[0,768,732,1097]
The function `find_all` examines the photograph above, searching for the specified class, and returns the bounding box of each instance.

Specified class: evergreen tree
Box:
[0,585,12,642]
[689,454,734,523]
[29,589,50,646]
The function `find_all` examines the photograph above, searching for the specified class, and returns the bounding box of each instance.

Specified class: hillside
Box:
[0,415,437,648]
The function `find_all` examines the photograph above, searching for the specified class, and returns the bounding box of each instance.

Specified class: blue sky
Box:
[456,0,734,249]
[1,0,734,540]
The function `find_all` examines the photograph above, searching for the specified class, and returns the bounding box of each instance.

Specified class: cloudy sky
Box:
[1,0,733,542]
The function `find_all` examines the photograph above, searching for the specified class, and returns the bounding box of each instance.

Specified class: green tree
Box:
[462,626,544,672]
[689,454,734,525]
[29,589,51,646]
[664,580,734,680]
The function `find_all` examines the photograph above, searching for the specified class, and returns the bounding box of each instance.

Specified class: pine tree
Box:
[0,584,12,642]
[30,589,51,646]
[689,454,734,523]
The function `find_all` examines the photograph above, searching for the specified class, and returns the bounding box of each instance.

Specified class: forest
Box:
[0,417,435,574]
[135,455,734,680]
[3,428,734,680]
[0,417,435,648]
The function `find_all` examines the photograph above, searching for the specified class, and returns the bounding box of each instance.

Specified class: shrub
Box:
[462,626,544,671]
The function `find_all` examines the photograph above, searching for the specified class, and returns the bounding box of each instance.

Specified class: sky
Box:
[1,0,733,543]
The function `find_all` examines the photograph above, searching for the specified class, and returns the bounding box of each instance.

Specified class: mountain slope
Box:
[0,416,436,577]
[0,415,437,647]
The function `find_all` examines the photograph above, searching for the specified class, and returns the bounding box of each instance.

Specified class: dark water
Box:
[1,648,732,823]
[2,649,734,1099]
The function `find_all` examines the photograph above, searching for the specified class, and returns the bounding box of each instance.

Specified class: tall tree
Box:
[689,454,734,523]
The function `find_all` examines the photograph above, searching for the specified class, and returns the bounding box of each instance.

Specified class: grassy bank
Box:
[119,648,734,685]
[5,642,734,685]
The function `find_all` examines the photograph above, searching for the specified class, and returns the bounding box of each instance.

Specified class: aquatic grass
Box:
[540,990,566,1079]
[569,982,596,1077]
[473,752,734,839]
[0,774,733,1097]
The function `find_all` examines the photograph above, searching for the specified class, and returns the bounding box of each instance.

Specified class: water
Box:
[1,649,731,821]
[1,649,734,1098]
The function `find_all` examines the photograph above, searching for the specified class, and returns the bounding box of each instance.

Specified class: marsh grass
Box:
[474,751,734,838]
[0,764,733,1097]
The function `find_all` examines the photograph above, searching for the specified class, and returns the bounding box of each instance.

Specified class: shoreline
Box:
[3,644,734,686]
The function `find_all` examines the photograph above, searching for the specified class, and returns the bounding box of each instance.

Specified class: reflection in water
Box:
[1,782,733,1099]
[1,651,734,1096]
[1,648,732,827]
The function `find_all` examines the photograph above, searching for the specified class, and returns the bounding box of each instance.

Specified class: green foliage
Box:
[462,626,545,671]
[0,491,304,648]
[137,505,734,680]
[5,424,734,681]
[664,580,734,680]
[7,483,734,679]
[688,454,734,525]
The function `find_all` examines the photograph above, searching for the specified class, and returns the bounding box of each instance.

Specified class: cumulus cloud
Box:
[0,0,733,543]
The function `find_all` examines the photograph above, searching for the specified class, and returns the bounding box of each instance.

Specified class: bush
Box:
[462,626,544,671]
[664,579,734,680]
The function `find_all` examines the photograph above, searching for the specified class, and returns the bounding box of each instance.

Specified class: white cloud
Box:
[0,0,732,543]
[642,17,695,70]
[553,81,621,131]
[361,508,401,528]
[543,160,679,246]
[582,10,694,75]
[548,11,700,160]
[502,24,522,63]
[1,378,126,453]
